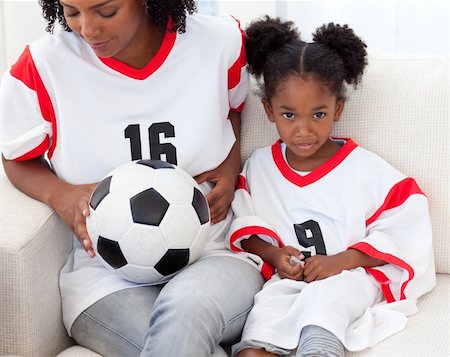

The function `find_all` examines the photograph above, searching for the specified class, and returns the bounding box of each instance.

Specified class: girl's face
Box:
[263,74,344,171]
[61,0,154,67]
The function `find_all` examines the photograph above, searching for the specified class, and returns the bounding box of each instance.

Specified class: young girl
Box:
[0,1,264,355]
[226,16,435,357]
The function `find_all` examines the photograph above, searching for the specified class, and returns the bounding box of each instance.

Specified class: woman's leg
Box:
[141,255,263,357]
[71,285,162,357]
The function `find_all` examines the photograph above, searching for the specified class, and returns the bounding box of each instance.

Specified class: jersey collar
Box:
[98,19,176,80]
[271,138,358,187]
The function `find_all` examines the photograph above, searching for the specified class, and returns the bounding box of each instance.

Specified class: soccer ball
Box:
[86,159,211,284]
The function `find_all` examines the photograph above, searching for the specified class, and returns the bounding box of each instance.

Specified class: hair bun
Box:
[245,16,300,76]
[313,23,367,85]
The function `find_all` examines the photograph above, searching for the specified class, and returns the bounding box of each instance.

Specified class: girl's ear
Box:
[262,99,275,123]
[333,99,345,122]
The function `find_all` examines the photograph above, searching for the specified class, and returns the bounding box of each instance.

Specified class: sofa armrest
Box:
[0,176,74,356]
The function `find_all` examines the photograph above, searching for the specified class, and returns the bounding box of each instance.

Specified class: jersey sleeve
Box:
[226,158,284,279]
[349,177,436,302]
[221,14,249,113]
[0,45,54,161]
[227,160,284,250]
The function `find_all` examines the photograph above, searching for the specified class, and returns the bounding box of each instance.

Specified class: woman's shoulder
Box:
[25,31,92,67]
[185,13,243,43]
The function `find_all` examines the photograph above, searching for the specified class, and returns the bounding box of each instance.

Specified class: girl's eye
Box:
[313,112,326,120]
[282,113,295,120]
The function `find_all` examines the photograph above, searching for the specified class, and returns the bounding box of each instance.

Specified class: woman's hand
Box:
[51,183,98,257]
[195,165,236,224]
[2,156,98,257]
[194,111,242,224]
[273,246,304,281]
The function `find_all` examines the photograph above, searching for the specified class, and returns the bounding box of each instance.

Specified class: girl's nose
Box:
[295,118,311,136]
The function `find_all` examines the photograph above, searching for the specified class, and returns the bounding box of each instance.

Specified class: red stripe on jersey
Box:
[364,267,395,303]
[350,242,414,301]
[99,19,176,80]
[14,137,50,162]
[230,226,284,280]
[227,18,246,90]
[10,46,57,159]
[366,178,424,227]
[272,138,358,187]
[230,101,244,113]
[236,175,247,191]
[229,226,285,252]
[261,263,275,281]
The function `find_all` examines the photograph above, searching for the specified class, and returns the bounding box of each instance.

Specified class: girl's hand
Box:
[273,246,304,281]
[303,254,346,282]
[195,167,236,224]
[52,183,97,257]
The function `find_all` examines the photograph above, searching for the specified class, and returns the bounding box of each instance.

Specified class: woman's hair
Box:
[245,15,367,101]
[39,0,197,34]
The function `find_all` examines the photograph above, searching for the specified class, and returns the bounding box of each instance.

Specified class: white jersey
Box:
[0,14,249,333]
[226,139,435,351]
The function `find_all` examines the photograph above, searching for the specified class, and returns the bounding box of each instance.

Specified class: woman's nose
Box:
[79,15,101,40]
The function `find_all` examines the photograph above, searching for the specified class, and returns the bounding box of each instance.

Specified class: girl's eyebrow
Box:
[278,104,329,111]
[311,105,329,111]
[60,0,115,10]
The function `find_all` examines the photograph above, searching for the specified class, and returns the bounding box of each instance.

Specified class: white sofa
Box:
[0,53,449,357]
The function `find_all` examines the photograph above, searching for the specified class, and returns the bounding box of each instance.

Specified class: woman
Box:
[0,0,263,355]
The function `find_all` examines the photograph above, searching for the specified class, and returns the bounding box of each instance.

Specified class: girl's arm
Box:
[195,111,242,224]
[303,249,386,283]
[2,155,96,257]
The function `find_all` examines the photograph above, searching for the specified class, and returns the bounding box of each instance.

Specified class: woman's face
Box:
[60,0,151,66]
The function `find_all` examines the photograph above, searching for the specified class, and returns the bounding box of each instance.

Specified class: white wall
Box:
[218,1,277,26]
[0,0,448,77]
[0,0,46,76]
[280,0,450,55]
[0,1,5,74]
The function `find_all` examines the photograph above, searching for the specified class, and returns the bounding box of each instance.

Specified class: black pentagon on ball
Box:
[192,187,210,224]
[137,159,175,170]
[90,176,112,210]
[130,188,170,226]
[97,236,128,269]
[154,249,190,276]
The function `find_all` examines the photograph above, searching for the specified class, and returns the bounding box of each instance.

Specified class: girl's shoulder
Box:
[349,143,408,182]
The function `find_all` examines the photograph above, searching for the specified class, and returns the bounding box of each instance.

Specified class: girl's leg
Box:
[237,348,277,357]
[233,340,292,357]
[295,325,344,357]
[141,255,263,357]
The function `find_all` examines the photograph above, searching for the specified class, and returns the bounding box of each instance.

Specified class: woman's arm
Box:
[195,111,242,224]
[2,155,96,256]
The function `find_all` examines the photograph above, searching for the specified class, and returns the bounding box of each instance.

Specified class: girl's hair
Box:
[39,0,197,34]
[245,15,367,101]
